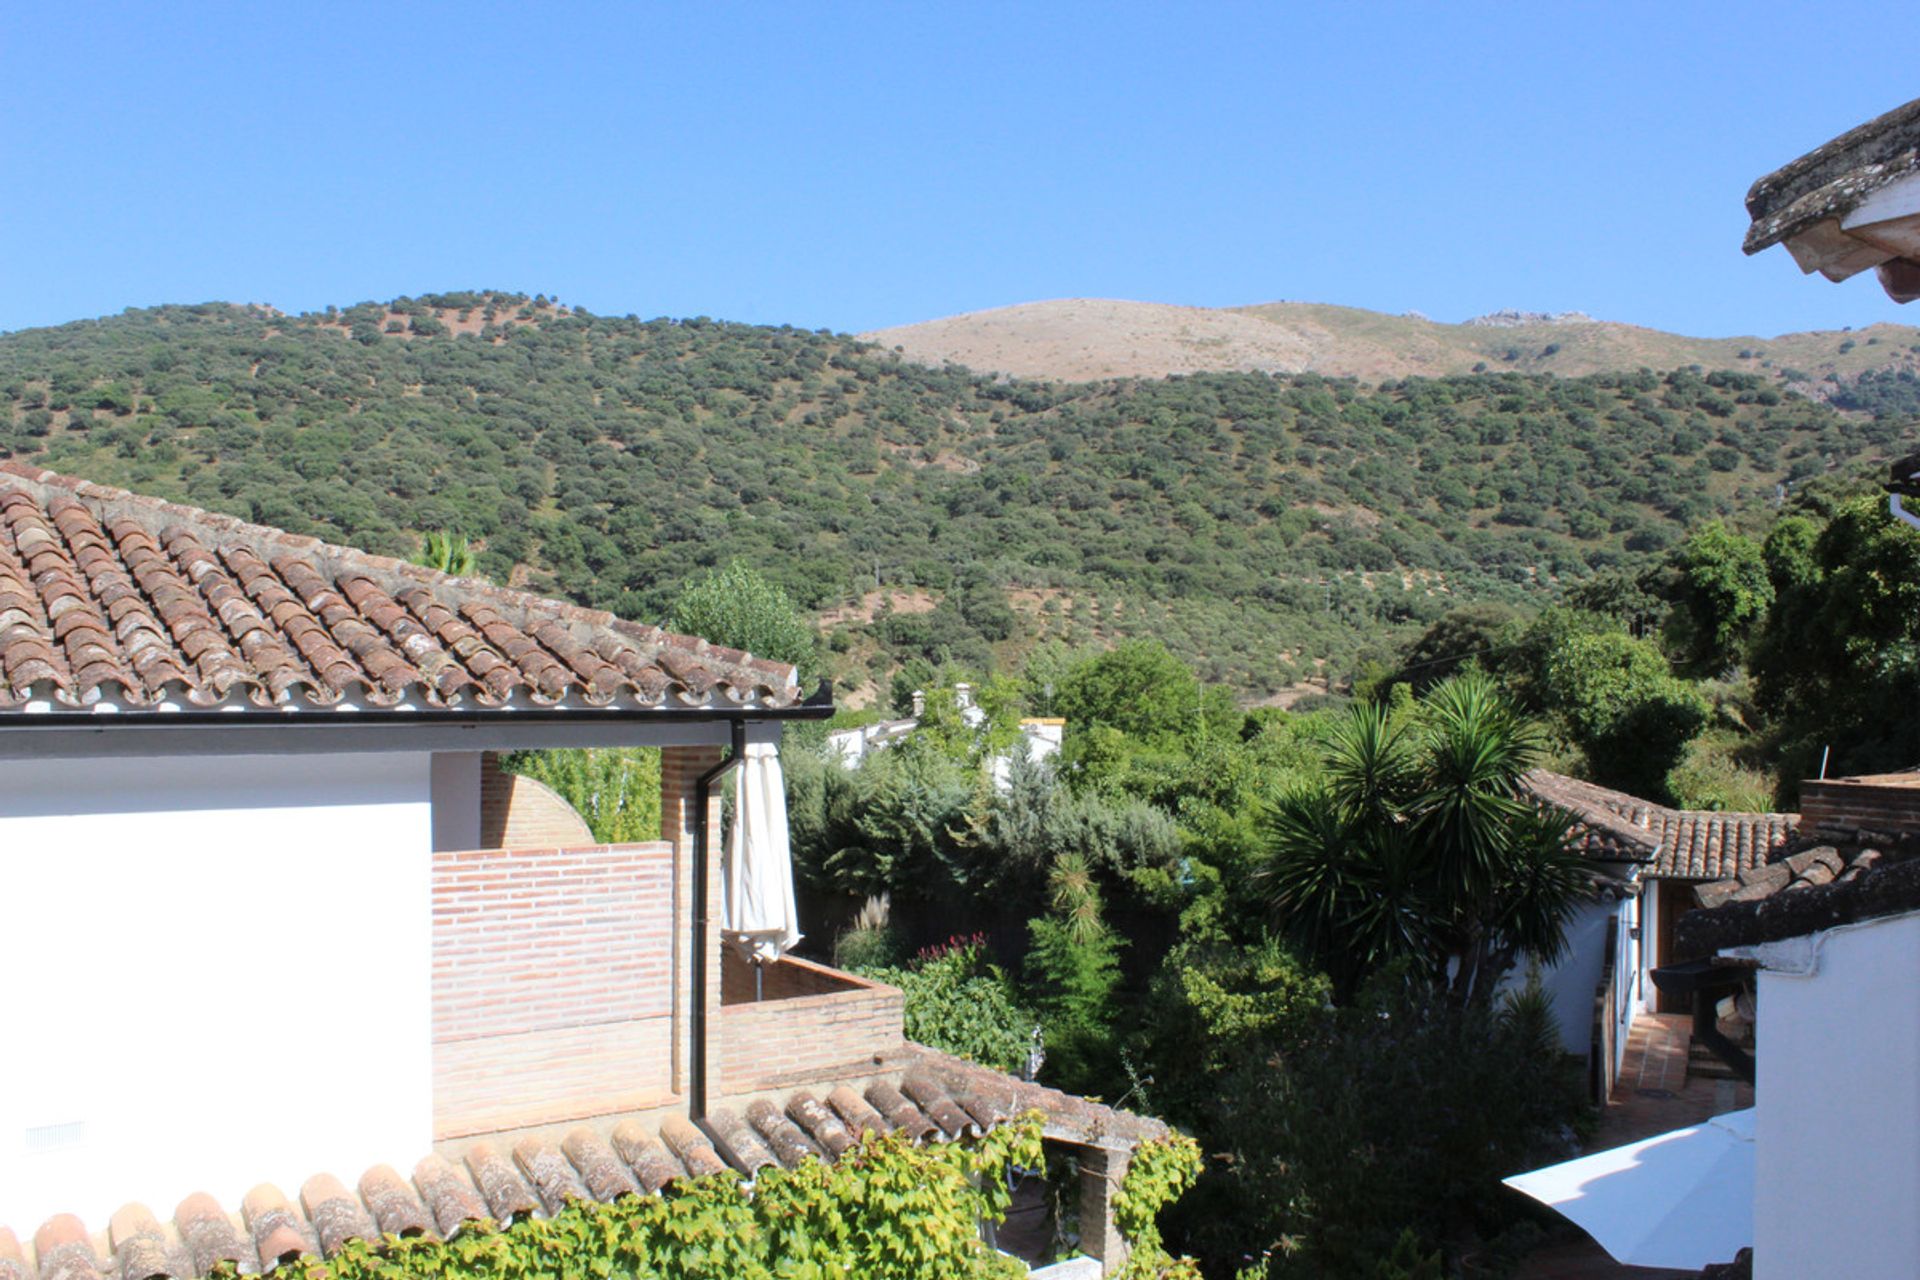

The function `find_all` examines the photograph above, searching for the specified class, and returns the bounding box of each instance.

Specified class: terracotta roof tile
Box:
[1681,838,1920,953]
[0,1229,29,1280]
[1521,770,1798,880]
[31,1217,101,1280]
[239,1186,311,1270]
[170,1194,251,1276]
[744,1100,824,1170]
[106,1205,186,1280]
[608,1121,683,1195]
[2,1056,1169,1280]
[701,1110,779,1177]
[459,1146,535,1226]
[901,1074,977,1139]
[824,1085,887,1142]
[783,1091,857,1159]
[353,1167,433,1240]
[0,464,802,714]
[408,1157,488,1238]
[863,1082,938,1142]
[296,1176,376,1258]
[1745,96,1920,253]
[509,1139,585,1216]
[658,1115,728,1180]
[558,1130,638,1203]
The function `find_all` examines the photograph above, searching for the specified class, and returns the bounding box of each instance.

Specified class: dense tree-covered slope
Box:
[0,292,1906,698]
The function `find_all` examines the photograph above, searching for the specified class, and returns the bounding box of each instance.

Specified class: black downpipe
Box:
[690,719,748,1122]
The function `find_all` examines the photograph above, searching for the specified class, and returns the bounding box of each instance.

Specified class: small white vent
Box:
[23,1121,86,1152]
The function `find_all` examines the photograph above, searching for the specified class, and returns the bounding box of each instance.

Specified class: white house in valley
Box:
[0,462,1165,1280]
[1517,771,1795,1099]
[827,682,1064,789]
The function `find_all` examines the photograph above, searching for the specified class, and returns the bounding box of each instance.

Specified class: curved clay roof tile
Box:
[354,1166,433,1241]
[409,1157,489,1238]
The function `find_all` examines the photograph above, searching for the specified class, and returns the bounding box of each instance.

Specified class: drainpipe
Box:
[690,719,748,1122]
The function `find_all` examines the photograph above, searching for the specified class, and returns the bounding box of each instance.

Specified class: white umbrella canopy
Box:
[1503,1108,1754,1271]
[722,741,802,971]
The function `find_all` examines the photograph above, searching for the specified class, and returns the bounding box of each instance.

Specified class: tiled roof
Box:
[0,464,802,714]
[1678,826,1920,953]
[0,1050,1163,1280]
[1744,96,1920,254]
[1743,96,1920,302]
[1521,771,1799,881]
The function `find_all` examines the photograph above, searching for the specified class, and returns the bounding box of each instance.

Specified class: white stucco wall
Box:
[1639,879,1663,1011]
[1751,910,1920,1280]
[1501,894,1636,1057]
[0,752,435,1231]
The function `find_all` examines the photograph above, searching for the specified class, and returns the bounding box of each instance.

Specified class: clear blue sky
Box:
[4,3,1915,339]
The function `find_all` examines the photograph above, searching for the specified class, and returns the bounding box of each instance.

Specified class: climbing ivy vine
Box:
[1111,1133,1204,1280]
[221,1117,1198,1280]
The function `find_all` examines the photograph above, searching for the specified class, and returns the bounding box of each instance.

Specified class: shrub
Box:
[863,937,1037,1075]
[1178,981,1585,1276]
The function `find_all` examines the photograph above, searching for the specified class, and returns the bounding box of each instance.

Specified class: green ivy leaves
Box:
[249,1118,1069,1280]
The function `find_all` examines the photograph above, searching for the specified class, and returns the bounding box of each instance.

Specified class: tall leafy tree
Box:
[1752,494,1920,779]
[1663,520,1774,675]
[668,560,818,678]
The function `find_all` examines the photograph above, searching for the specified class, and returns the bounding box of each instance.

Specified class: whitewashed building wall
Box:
[1750,909,1920,1280]
[0,751,440,1229]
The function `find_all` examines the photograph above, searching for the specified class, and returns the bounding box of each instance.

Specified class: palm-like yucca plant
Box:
[417,529,477,577]
[1257,672,1583,1004]
[1256,786,1365,986]
[1487,804,1590,969]
[1324,699,1420,823]
[1048,852,1106,947]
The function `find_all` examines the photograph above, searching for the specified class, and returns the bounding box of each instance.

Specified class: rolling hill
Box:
[1,291,1913,705]
[862,298,1920,386]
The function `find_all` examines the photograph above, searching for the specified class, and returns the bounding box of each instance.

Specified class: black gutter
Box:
[690,719,749,1126]
[0,681,838,731]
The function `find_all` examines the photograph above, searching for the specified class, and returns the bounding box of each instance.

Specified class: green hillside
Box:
[1,291,1911,701]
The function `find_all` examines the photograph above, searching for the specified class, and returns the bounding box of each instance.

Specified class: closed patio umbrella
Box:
[723,741,801,993]
[1503,1107,1754,1271]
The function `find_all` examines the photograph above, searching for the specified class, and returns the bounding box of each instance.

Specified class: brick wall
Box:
[661,744,724,1097]
[1801,778,1920,837]
[478,753,595,849]
[432,840,674,1137]
[716,954,905,1097]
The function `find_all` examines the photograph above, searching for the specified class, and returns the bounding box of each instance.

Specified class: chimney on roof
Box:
[911,691,925,718]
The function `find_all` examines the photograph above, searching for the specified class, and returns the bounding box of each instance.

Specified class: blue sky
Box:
[3,3,1914,339]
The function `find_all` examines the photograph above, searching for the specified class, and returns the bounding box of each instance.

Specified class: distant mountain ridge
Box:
[862,298,1920,386]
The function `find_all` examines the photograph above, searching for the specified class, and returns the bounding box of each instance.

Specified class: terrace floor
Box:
[1516,1013,1755,1280]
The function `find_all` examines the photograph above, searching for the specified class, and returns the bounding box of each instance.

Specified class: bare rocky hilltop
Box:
[861,298,1920,386]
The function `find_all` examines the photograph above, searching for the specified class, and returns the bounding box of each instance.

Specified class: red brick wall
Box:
[716,956,904,1097]
[478,753,595,849]
[1801,779,1920,837]
[432,841,674,1137]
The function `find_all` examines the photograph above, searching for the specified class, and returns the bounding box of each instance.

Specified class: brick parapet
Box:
[431,840,675,1138]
